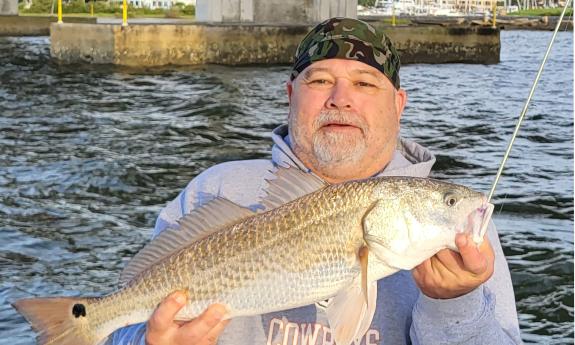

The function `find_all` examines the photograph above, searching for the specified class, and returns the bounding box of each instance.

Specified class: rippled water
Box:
[0,30,572,344]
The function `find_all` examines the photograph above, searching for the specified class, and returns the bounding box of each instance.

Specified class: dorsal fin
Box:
[119,197,256,286]
[260,166,328,210]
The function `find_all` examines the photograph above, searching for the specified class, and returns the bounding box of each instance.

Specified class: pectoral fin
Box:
[359,245,369,305]
[326,246,377,345]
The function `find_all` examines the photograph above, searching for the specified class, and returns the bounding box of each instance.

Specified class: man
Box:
[111,17,522,345]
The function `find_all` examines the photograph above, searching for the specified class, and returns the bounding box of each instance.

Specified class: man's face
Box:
[287,58,407,183]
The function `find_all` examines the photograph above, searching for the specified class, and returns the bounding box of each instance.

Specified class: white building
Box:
[177,0,195,5]
[122,0,195,9]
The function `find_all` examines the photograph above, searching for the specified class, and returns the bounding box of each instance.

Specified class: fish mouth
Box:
[461,199,494,245]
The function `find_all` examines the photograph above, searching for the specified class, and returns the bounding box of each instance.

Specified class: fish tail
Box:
[12,296,100,345]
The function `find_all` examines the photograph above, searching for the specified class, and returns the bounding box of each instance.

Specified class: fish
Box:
[12,166,494,345]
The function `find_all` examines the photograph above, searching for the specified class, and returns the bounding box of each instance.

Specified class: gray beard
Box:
[312,129,367,167]
[310,110,368,167]
[289,109,370,169]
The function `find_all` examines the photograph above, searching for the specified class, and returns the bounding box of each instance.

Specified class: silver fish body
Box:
[12,170,493,345]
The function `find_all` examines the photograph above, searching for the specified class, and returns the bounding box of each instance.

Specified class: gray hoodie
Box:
[109,125,522,345]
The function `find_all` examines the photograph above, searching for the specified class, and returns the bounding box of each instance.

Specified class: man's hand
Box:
[412,233,495,299]
[146,291,229,345]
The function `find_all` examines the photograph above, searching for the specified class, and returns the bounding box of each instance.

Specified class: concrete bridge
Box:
[196,0,356,24]
[0,0,17,15]
[0,0,501,66]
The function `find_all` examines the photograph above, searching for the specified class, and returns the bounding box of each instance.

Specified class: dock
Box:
[49,22,500,66]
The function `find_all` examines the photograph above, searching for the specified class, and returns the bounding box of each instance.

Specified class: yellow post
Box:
[392,2,396,26]
[90,1,94,16]
[57,0,63,23]
[492,0,497,28]
[122,0,128,26]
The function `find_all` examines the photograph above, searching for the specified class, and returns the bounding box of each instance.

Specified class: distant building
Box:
[133,0,170,9]
[111,0,195,9]
[370,0,497,15]
[176,0,196,5]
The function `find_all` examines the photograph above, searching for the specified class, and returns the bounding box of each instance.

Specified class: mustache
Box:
[313,110,367,133]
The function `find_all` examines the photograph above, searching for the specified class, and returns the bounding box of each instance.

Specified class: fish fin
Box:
[326,278,377,345]
[359,245,369,305]
[120,197,256,285]
[260,165,328,210]
[12,297,99,345]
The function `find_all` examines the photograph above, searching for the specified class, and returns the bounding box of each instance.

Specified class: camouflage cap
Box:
[290,17,401,89]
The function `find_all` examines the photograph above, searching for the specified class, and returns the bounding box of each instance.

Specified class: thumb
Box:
[455,233,488,275]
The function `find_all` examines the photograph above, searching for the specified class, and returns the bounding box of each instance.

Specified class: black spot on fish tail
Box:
[72,303,86,318]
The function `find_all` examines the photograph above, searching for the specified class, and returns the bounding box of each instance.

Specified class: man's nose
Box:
[325,80,353,110]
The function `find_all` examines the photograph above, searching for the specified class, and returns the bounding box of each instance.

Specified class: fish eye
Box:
[444,193,458,207]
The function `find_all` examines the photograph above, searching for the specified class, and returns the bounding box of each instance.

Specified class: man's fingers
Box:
[434,248,464,273]
[178,304,228,341]
[200,319,231,345]
[413,257,431,278]
[148,291,188,333]
[413,234,496,299]
[455,233,489,275]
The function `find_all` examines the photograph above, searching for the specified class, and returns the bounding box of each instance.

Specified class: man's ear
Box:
[286,80,293,104]
[395,88,407,123]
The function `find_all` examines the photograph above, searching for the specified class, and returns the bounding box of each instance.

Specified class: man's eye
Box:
[310,79,330,85]
[356,81,376,88]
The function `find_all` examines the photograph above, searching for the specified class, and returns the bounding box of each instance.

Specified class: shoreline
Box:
[1,13,572,38]
[359,14,574,31]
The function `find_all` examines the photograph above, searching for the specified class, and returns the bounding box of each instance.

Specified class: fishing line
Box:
[564,12,573,32]
[487,0,573,203]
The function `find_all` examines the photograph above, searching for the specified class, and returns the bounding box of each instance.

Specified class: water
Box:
[0,30,572,344]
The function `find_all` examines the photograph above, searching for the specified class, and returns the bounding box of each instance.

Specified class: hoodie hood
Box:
[270,124,436,179]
